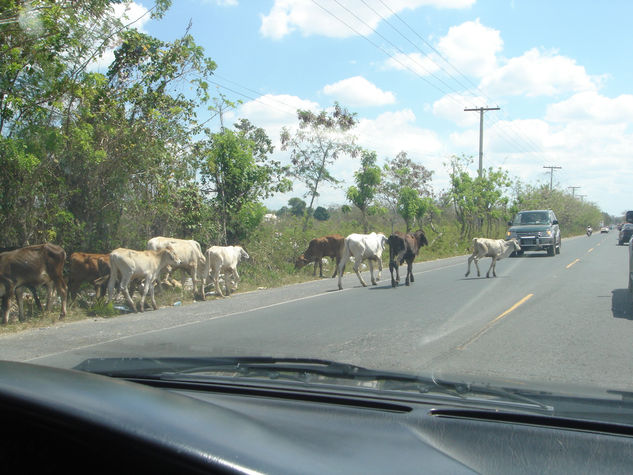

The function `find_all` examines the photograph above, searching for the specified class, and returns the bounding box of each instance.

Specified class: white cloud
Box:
[481,48,600,97]
[260,0,475,40]
[546,91,633,124]
[322,76,395,107]
[437,19,502,78]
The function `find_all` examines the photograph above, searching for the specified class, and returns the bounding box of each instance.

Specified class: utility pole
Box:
[464,106,500,177]
[543,165,562,190]
[578,195,586,202]
[568,186,580,197]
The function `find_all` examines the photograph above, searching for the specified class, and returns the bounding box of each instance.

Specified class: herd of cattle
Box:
[0,229,520,324]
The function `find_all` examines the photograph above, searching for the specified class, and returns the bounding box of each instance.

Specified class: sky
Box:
[97,0,633,216]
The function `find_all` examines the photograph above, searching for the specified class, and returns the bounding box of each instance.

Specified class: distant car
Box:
[618,223,633,245]
[600,226,609,233]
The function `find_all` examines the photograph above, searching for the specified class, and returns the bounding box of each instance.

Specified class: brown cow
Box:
[68,252,111,301]
[295,234,345,278]
[0,243,68,324]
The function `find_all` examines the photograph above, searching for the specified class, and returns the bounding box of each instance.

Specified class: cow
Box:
[336,232,388,290]
[295,234,345,278]
[388,229,429,287]
[203,246,249,297]
[0,246,43,311]
[68,252,111,301]
[0,243,68,324]
[147,237,206,299]
[465,238,521,278]
[107,246,181,312]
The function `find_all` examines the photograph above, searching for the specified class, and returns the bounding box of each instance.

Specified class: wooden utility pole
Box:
[543,165,562,190]
[568,186,580,197]
[464,106,500,177]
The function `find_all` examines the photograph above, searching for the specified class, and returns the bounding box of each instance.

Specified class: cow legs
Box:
[486,257,497,278]
[331,257,341,279]
[148,280,158,310]
[213,268,224,297]
[354,259,368,287]
[120,278,137,312]
[406,259,414,286]
[15,286,27,322]
[368,260,377,286]
[337,258,346,290]
[389,260,399,287]
[312,260,319,277]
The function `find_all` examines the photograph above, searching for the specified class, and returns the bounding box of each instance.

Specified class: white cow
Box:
[465,238,521,278]
[337,232,388,290]
[203,246,250,297]
[147,237,206,298]
[107,246,181,312]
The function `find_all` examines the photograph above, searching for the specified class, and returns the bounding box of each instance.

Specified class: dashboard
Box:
[1,361,633,474]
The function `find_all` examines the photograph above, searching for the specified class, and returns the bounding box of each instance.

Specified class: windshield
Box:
[1,0,632,416]
[513,212,550,226]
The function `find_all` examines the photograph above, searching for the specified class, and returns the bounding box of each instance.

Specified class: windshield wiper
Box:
[75,356,553,412]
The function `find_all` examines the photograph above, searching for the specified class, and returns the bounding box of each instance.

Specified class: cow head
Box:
[508,238,521,252]
[294,254,310,269]
[163,245,182,266]
[239,247,250,261]
[413,229,428,248]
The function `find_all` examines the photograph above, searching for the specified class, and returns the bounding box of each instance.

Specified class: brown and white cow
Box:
[0,243,68,324]
[68,252,111,301]
[465,238,521,278]
[107,246,181,312]
[388,229,429,287]
[295,234,345,278]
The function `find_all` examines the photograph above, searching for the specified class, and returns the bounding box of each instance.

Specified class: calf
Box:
[388,229,429,287]
[203,246,249,297]
[107,246,181,312]
[465,238,521,278]
[147,237,206,299]
[68,252,111,301]
[0,244,67,324]
[295,234,345,278]
[337,232,388,290]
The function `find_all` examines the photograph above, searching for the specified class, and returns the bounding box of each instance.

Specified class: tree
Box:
[288,198,307,217]
[397,187,435,232]
[380,151,434,231]
[313,206,330,221]
[346,149,381,232]
[281,103,358,231]
[447,155,512,238]
[198,121,291,244]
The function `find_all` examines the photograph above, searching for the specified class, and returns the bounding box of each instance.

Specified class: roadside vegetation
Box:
[0,1,608,331]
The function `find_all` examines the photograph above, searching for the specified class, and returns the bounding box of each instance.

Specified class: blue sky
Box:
[105,1,633,215]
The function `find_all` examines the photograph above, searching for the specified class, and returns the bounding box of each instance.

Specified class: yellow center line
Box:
[457,294,534,350]
[566,258,580,269]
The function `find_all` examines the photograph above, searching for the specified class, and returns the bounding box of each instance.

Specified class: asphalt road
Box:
[2,231,632,391]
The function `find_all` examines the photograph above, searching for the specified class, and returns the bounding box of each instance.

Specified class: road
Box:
[2,231,632,391]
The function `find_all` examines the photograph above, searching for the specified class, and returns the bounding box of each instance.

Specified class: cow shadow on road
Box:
[611,289,633,320]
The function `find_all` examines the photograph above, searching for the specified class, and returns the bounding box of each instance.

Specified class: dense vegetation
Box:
[0,1,609,327]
